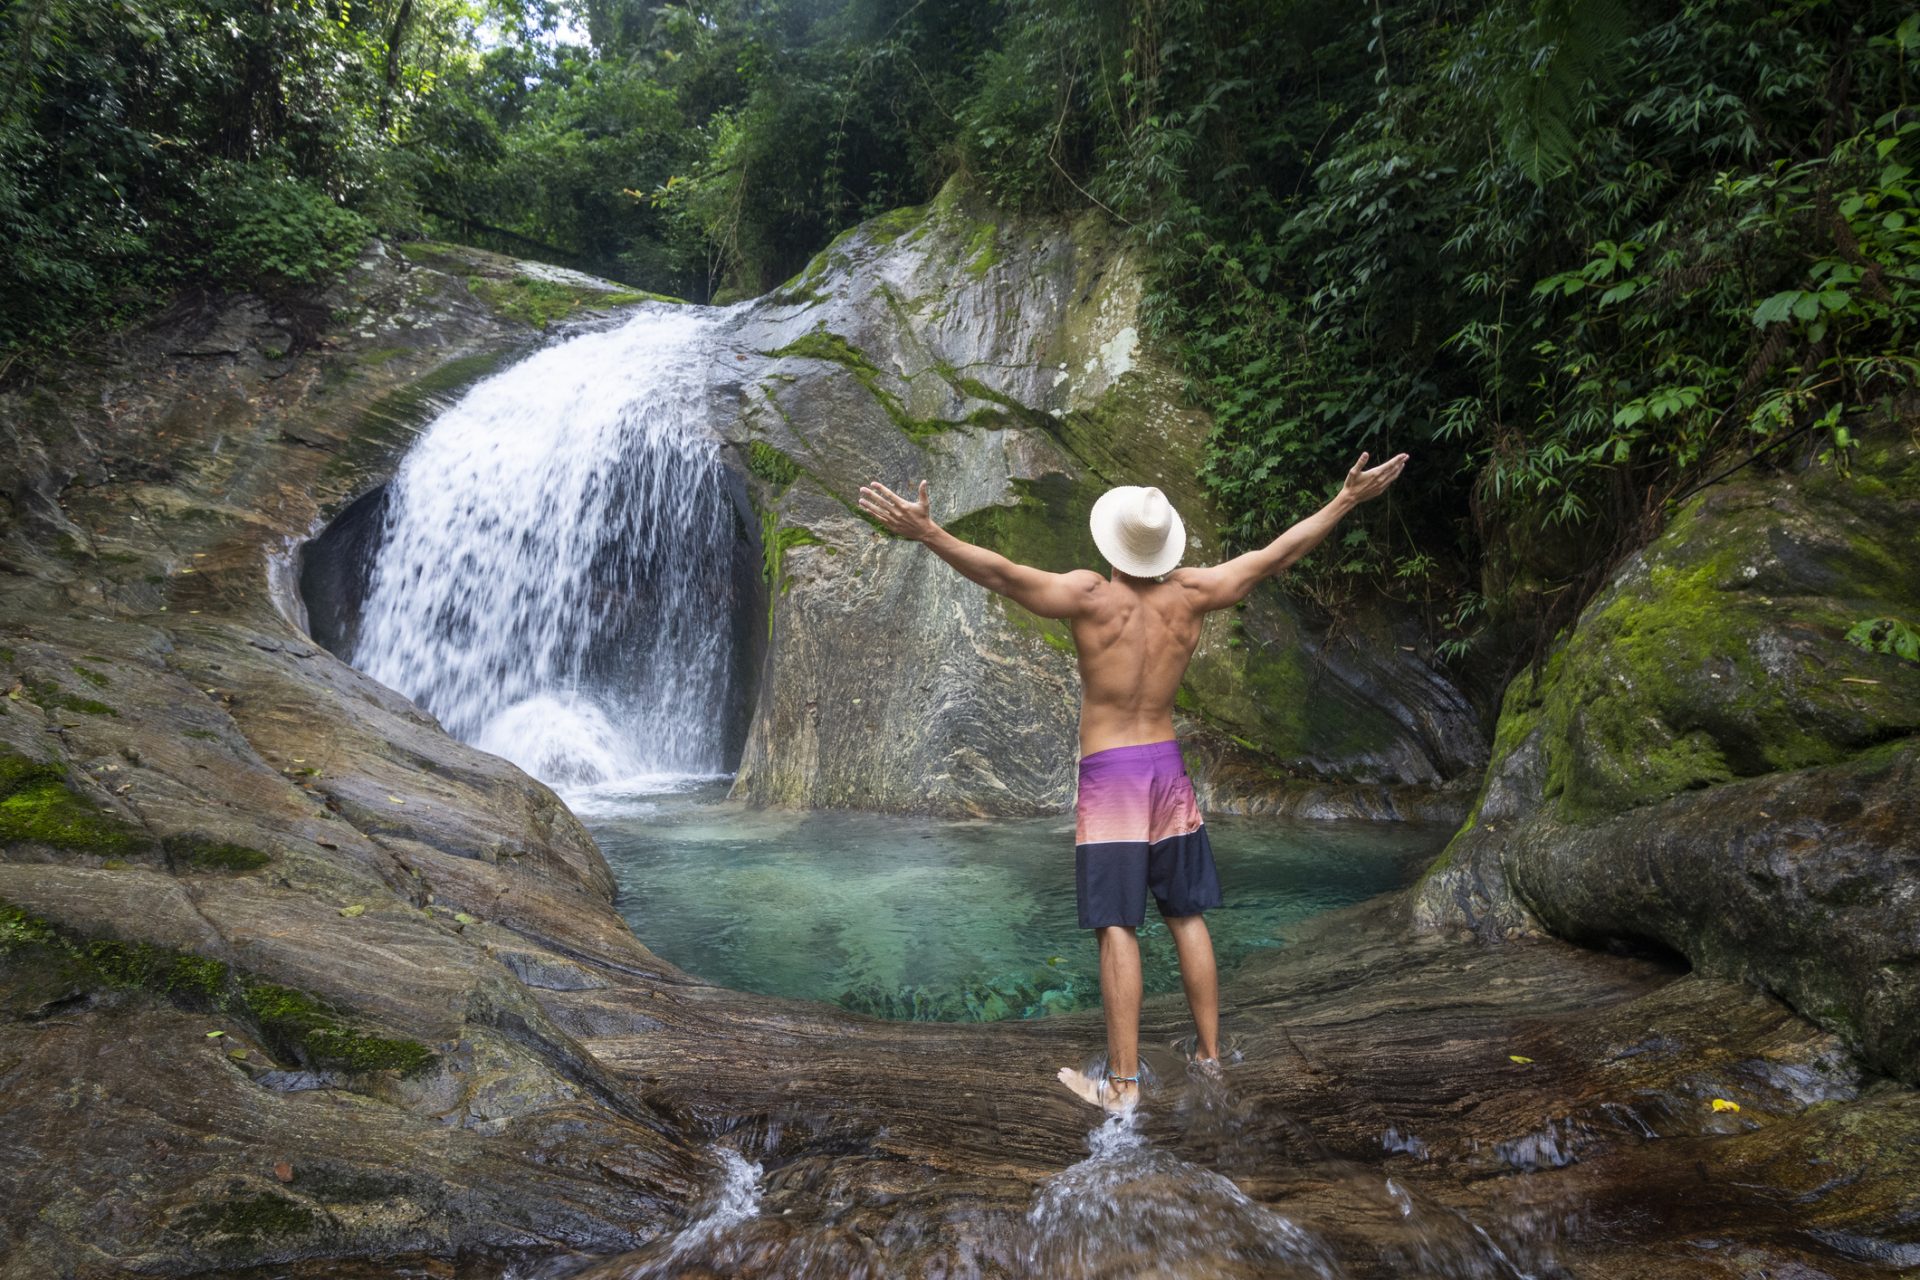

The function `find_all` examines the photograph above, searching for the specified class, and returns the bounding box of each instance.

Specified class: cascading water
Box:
[351,305,742,793]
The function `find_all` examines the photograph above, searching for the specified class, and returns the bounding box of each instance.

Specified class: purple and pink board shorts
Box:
[1074,738,1223,929]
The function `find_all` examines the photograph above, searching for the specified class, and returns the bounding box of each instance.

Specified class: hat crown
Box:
[1120,487,1171,549]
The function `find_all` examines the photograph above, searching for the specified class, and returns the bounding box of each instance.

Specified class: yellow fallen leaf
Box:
[227,1047,248,1061]
[387,795,405,805]
[1508,1055,1534,1064]
[1711,1098,1741,1113]
[1839,677,1879,685]
[453,912,477,925]
[338,904,365,918]
[205,1030,225,1039]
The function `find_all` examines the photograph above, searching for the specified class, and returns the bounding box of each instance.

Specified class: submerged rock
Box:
[1418,438,1920,1083]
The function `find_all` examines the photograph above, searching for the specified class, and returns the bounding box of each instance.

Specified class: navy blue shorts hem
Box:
[1074,826,1223,930]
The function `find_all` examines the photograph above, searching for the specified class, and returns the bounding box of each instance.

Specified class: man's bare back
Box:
[856,451,1409,1112]
[1065,573,1201,755]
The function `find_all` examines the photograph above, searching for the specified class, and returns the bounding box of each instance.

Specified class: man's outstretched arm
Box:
[857,480,1102,620]
[1179,451,1410,612]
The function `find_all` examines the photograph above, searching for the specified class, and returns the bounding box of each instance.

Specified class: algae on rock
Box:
[1418,435,1920,1082]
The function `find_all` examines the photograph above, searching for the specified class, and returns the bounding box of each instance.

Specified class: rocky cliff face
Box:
[713,181,1484,818]
[1417,438,1920,1084]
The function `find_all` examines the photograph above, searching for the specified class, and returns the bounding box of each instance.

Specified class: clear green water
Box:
[581,780,1450,1022]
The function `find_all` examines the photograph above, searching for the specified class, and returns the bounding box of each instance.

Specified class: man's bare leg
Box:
[1165,914,1220,1066]
[1057,925,1142,1110]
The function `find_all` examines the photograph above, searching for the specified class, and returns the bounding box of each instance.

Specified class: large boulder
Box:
[1417,436,1920,1083]
[714,181,1483,817]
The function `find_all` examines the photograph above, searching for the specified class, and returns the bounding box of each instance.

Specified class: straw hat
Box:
[1089,485,1186,578]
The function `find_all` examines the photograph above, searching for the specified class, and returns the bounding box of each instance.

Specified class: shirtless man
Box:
[857,450,1410,1111]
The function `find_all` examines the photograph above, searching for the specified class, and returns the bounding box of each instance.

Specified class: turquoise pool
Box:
[581,780,1449,1021]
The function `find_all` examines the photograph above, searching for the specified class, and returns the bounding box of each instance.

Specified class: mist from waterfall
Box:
[352,305,740,793]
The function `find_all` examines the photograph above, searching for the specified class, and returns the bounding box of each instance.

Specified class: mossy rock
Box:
[0,899,435,1075]
[766,330,956,440]
[0,898,228,1014]
[242,981,437,1077]
[463,274,670,329]
[746,440,801,491]
[0,750,142,854]
[26,678,115,717]
[172,1190,321,1249]
[1486,472,1920,823]
[163,834,271,873]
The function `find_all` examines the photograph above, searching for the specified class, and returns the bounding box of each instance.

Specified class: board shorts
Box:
[1074,738,1223,929]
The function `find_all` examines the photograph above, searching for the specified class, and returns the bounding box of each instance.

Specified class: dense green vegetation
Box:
[6,0,1914,670]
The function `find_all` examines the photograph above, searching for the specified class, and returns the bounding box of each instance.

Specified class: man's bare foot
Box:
[1189,1055,1223,1080]
[1057,1066,1139,1113]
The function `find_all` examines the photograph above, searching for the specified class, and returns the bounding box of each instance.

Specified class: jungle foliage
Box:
[974,0,1919,667]
[5,0,1915,671]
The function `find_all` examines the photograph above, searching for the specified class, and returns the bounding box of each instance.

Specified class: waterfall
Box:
[352,305,740,793]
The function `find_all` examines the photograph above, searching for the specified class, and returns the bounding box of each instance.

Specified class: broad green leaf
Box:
[1751,292,1798,326]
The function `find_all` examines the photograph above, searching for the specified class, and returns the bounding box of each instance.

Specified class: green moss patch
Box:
[1472,485,1920,823]
[945,473,1097,661]
[746,440,801,491]
[173,1192,319,1245]
[84,939,229,999]
[70,665,110,688]
[28,679,115,717]
[464,274,670,328]
[0,900,56,951]
[1,899,434,1076]
[242,981,437,1077]
[0,898,228,1007]
[962,221,1002,277]
[766,331,955,440]
[0,751,141,853]
[164,834,271,873]
[864,202,930,245]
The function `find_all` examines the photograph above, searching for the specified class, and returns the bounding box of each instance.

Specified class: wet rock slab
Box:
[553,898,1920,1279]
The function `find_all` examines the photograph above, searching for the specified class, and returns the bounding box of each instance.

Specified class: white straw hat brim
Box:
[1090,486,1187,578]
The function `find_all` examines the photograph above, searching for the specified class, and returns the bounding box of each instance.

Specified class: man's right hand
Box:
[1339,451,1410,504]
[857,480,938,541]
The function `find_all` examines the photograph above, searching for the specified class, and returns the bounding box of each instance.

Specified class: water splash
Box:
[352,306,740,790]
[1016,1112,1347,1277]
[671,1148,765,1254]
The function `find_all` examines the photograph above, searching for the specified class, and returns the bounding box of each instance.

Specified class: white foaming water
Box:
[672,1147,765,1251]
[1019,1112,1346,1277]
[353,306,739,792]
